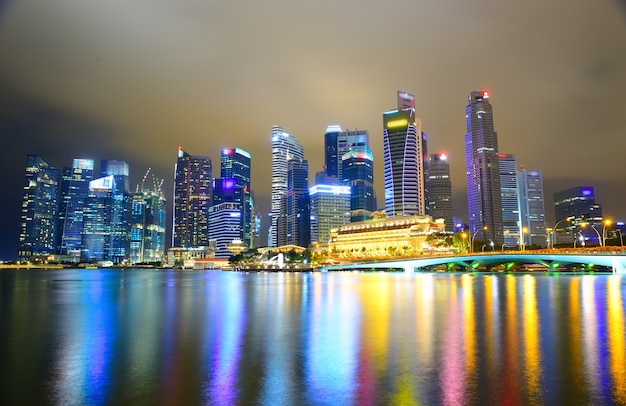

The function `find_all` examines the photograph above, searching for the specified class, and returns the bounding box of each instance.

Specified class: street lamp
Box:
[470,226,487,253]
[549,216,573,249]
[580,222,603,247]
[505,230,523,251]
[460,232,468,253]
[521,227,528,251]
[602,219,612,247]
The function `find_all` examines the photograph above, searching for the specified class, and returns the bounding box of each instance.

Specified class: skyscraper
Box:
[208,202,242,258]
[82,175,116,262]
[465,90,503,244]
[499,154,521,247]
[342,144,375,222]
[428,153,453,232]
[283,158,309,247]
[309,184,351,246]
[130,175,166,264]
[99,160,131,262]
[57,158,94,258]
[383,91,427,217]
[18,155,60,261]
[324,126,369,182]
[553,186,603,245]
[517,169,546,247]
[173,147,212,248]
[270,125,304,247]
[221,148,254,247]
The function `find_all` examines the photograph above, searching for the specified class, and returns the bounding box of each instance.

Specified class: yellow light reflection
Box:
[568,277,584,390]
[462,274,477,394]
[522,275,543,402]
[607,276,626,403]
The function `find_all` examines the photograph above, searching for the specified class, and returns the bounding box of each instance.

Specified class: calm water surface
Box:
[1,269,625,405]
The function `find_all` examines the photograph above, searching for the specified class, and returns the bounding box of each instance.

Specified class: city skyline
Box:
[2,1,626,259]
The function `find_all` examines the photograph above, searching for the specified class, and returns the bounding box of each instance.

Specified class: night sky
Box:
[1,1,626,260]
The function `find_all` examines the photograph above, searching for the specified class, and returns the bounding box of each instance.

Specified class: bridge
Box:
[320,252,626,274]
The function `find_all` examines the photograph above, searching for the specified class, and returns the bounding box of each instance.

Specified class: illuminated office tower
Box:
[208,202,242,258]
[270,125,304,247]
[57,158,94,257]
[309,184,351,246]
[499,154,521,247]
[342,144,375,222]
[517,169,546,247]
[81,175,115,262]
[173,147,212,248]
[130,177,166,264]
[428,153,453,232]
[465,90,503,244]
[221,148,254,247]
[383,91,427,217]
[100,160,131,262]
[553,186,603,245]
[285,158,310,247]
[18,155,60,261]
[324,126,369,181]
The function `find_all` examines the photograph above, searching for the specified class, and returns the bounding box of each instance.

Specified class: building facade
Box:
[18,155,60,261]
[309,184,351,246]
[464,90,503,244]
[57,158,94,258]
[498,154,521,248]
[130,188,166,264]
[383,91,427,217]
[208,202,242,258]
[517,169,546,247]
[173,148,212,248]
[342,144,375,222]
[427,153,453,232]
[553,186,603,245]
[221,148,254,248]
[270,125,304,247]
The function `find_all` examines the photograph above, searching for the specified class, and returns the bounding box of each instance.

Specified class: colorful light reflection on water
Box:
[0,270,625,405]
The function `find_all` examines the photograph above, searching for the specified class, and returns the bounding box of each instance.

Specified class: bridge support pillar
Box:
[612,258,626,275]
[405,265,414,273]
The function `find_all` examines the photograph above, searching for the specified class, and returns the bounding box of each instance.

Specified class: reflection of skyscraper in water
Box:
[465,90,503,244]
[383,90,427,217]
[270,125,304,247]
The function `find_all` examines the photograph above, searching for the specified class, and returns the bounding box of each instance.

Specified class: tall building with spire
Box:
[270,125,304,247]
[18,155,60,261]
[428,152,453,232]
[173,147,212,248]
[465,90,503,244]
[383,91,427,217]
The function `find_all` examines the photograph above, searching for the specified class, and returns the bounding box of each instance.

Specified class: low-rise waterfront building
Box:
[328,214,445,258]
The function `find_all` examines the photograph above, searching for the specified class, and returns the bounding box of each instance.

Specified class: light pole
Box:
[573,232,585,248]
[581,222,603,247]
[549,216,573,249]
[470,226,487,253]
[602,219,612,247]
[460,232,468,253]
[521,227,528,251]
[505,230,524,251]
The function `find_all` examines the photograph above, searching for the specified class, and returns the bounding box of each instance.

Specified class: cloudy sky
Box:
[1,0,626,259]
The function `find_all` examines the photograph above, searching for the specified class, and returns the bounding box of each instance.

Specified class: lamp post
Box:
[505,230,524,251]
[581,222,603,247]
[573,232,585,248]
[470,226,487,253]
[602,219,612,247]
[460,232,468,253]
[521,227,528,251]
[549,216,573,249]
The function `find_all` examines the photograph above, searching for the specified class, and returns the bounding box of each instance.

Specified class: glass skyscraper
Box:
[57,158,94,258]
[465,90,503,244]
[285,158,309,247]
[517,169,546,247]
[173,148,212,248]
[553,186,603,245]
[342,145,375,222]
[19,155,60,261]
[309,184,351,246]
[428,153,453,232]
[499,153,520,247]
[221,148,254,247]
[270,125,304,247]
[130,181,166,264]
[383,91,427,217]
